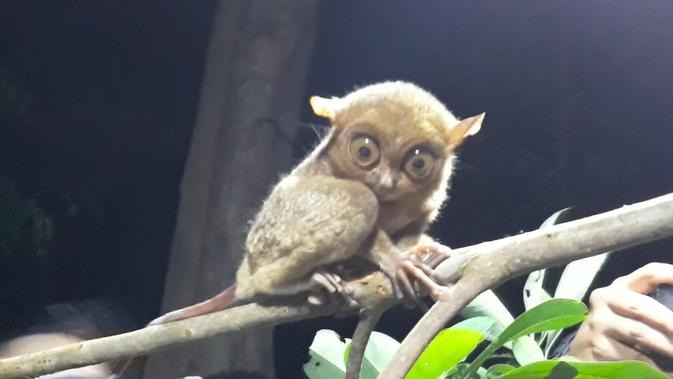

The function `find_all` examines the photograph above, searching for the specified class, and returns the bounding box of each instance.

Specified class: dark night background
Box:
[1,1,672,378]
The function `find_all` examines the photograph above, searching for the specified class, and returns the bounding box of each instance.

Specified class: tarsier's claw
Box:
[414,244,451,268]
[311,271,337,293]
[307,292,326,306]
[396,267,422,308]
[310,271,357,306]
[374,260,426,310]
[409,256,438,280]
[399,260,448,302]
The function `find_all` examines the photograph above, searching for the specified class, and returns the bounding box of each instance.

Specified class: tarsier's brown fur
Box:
[151,81,483,324]
[236,81,482,301]
[115,81,483,379]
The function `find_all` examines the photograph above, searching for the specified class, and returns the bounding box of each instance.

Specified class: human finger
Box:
[601,311,673,358]
[585,332,656,364]
[595,286,673,337]
[612,262,673,294]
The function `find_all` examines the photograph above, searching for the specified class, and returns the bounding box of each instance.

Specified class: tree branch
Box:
[1,192,673,379]
[0,273,394,379]
[379,192,673,378]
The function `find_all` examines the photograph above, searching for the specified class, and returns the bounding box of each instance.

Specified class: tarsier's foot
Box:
[399,259,450,301]
[375,243,452,306]
[307,270,357,307]
[414,243,451,270]
[372,257,429,310]
[407,244,452,300]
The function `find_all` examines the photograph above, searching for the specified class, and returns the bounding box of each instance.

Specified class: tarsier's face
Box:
[341,128,445,201]
[328,106,449,202]
[313,81,482,202]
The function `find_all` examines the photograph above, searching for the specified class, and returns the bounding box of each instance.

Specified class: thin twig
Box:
[345,308,384,379]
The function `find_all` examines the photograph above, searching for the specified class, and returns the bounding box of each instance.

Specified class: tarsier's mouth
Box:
[374,186,405,202]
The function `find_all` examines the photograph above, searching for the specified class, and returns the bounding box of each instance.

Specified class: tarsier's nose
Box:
[378,170,398,190]
[374,168,402,201]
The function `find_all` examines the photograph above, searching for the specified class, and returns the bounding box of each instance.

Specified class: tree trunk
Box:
[144,1,317,378]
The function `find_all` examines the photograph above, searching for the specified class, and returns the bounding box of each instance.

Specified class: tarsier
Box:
[151,81,483,325]
[124,81,483,378]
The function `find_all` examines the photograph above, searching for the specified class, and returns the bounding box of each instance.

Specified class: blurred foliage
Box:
[0,176,54,259]
[0,72,53,260]
[0,71,97,321]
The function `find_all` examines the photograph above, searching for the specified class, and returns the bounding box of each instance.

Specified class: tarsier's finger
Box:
[323,271,340,287]
[307,290,327,306]
[324,271,360,306]
[311,272,337,293]
[376,264,405,300]
[328,273,355,300]
[409,255,438,280]
[416,246,450,268]
[401,260,450,301]
[396,267,429,311]
[395,267,415,299]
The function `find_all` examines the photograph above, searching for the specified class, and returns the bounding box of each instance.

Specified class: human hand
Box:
[568,262,673,373]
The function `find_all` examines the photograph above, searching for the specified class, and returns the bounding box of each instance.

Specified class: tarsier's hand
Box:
[377,241,452,307]
[412,242,451,270]
[405,243,452,300]
[569,263,673,374]
[307,270,357,307]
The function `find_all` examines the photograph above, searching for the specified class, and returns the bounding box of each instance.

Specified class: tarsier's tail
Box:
[112,285,238,378]
[148,284,238,325]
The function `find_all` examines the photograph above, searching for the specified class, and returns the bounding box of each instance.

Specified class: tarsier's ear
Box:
[446,113,485,151]
[310,96,343,123]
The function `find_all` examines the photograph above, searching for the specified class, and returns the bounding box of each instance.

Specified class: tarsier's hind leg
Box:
[244,175,379,301]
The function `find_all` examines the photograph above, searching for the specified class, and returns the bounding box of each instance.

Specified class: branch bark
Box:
[1,192,673,379]
[380,192,673,378]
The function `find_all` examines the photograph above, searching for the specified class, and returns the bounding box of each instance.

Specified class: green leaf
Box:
[303,330,347,379]
[498,360,669,379]
[555,253,610,302]
[449,363,487,379]
[459,299,587,379]
[511,335,545,366]
[460,292,544,365]
[451,317,546,372]
[407,328,484,379]
[547,361,579,379]
[452,316,504,341]
[523,270,551,312]
[523,208,571,312]
[486,364,516,378]
[461,290,515,327]
[544,248,609,355]
[539,208,572,229]
[362,331,400,373]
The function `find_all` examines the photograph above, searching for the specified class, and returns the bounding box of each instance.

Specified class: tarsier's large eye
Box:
[348,134,380,168]
[404,147,435,180]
